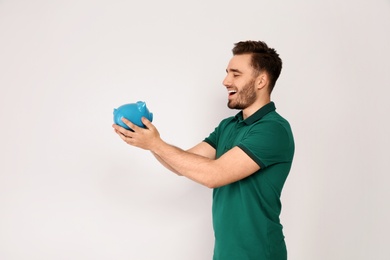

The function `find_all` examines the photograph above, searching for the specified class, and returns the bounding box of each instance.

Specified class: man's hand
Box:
[112,117,162,151]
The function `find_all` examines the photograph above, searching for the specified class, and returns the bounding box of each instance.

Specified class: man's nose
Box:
[223,75,231,87]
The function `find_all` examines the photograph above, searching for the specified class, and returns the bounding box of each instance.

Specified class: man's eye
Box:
[233,74,239,77]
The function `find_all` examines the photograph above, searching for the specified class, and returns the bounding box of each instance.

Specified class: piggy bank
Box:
[113,101,153,130]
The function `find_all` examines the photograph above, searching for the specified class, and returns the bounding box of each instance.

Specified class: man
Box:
[113,40,295,260]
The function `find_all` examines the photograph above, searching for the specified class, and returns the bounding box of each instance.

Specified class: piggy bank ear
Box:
[137,101,146,112]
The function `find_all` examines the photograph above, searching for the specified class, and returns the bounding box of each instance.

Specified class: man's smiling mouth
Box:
[228,90,237,96]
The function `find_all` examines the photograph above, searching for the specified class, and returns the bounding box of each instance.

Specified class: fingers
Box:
[112,117,146,142]
[112,125,134,145]
[141,117,154,130]
[121,117,142,132]
[112,122,134,138]
[112,117,159,150]
[113,116,155,134]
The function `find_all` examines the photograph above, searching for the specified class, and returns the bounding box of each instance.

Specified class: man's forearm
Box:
[151,152,182,176]
[152,141,218,188]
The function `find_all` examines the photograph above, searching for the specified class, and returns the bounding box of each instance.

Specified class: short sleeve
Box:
[204,129,217,149]
[204,117,233,150]
[237,121,294,169]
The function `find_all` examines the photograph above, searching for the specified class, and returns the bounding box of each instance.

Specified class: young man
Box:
[113,40,295,260]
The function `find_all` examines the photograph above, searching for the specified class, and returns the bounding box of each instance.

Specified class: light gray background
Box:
[1,0,389,259]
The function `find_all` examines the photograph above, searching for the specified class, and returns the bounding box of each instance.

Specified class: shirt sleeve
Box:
[237,121,293,169]
[204,128,217,149]
[203,117,232,150]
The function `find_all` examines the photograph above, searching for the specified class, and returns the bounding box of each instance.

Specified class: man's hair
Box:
[232,40,282,93]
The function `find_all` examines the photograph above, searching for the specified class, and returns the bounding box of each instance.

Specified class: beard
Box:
[227,78,257,110]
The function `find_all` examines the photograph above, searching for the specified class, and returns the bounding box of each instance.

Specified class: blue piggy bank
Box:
[113,101,153,130]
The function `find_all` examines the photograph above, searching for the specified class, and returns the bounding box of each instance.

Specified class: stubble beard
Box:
[227,78,257,110]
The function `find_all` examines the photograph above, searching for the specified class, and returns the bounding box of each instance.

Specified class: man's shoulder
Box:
[218,115,237,127]
[248,111,293,140]
[261,111,291,127]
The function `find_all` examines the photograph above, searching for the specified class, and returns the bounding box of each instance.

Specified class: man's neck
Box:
[242,97,271,120]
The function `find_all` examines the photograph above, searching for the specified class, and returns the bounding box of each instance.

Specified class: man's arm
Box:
[151,142,260,188]
[113,118,260,188]
[151,152,182,175]
[151,142,217,176]
[152,142,215,176]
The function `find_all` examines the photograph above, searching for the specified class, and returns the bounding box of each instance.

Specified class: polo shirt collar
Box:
[235,102,276,125]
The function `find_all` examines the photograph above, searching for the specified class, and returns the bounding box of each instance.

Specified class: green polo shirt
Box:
[204,102,295,260]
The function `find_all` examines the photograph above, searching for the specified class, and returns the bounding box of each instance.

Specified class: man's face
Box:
[223,54,258,110]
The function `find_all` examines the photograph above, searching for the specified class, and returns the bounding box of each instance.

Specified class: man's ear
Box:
[256,72,269,90]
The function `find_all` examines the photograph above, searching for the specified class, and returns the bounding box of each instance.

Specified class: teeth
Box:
[228,90,237,94]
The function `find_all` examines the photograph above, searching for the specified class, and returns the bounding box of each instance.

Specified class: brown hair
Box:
[232,41,282,93]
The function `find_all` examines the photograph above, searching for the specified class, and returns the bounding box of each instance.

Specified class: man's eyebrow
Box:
[226,68,242,73]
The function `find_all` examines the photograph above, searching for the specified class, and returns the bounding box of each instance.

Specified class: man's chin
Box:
[227,102,242,110]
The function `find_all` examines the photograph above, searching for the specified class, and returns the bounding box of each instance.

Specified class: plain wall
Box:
[1,0,389,259]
